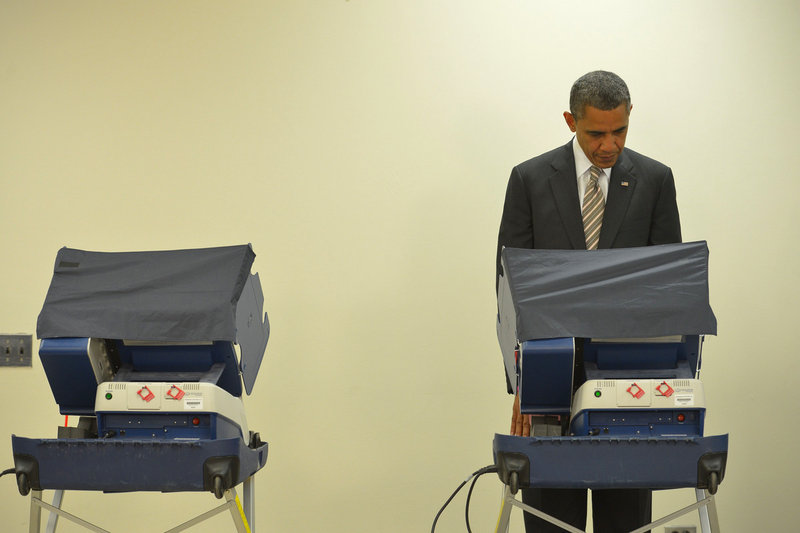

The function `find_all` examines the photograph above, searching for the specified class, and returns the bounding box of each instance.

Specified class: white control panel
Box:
[573,378,705,414]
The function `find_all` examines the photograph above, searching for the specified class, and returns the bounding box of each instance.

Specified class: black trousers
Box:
[521,487,651,533]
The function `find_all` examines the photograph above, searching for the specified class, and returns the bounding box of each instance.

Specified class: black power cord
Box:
[0,467,15,479]
[431,465,497,533]
[465,465,498,533]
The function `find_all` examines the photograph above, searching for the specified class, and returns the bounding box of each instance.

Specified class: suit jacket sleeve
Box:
[648,167,681,245]
[496,166,533,285]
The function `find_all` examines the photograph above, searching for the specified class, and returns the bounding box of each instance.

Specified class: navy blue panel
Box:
[519,338,574,415]
[112,340,242,397]
[97,413,244,441]
[570,409,705,437]
[98,413,214,440]
[493,433,728,489]
[583,335,700,379]
[39,338,96,415]
[11,435,268,492]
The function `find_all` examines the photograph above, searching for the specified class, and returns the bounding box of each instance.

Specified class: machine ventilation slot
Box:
[599,380,615,388]
[109,383,126,390]
[182,383,200,391]
[673,380,691,387]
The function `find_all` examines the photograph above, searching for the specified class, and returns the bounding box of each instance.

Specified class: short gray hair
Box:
[569,71,631,119]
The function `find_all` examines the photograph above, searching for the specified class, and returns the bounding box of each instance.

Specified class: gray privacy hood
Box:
[497,241,717,343]
[36,244,269,394]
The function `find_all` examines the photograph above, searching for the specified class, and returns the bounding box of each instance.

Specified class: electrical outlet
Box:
[665,527,696,533]
[0,334,33,367]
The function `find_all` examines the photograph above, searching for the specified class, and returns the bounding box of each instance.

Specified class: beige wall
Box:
[1,1,797,531]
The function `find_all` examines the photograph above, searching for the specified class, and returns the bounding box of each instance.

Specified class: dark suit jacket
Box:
[496,141,681,281]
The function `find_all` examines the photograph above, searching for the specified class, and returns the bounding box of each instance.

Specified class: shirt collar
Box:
[571,137,612,179]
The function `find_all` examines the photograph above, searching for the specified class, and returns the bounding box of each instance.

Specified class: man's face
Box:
[564,103,630,168]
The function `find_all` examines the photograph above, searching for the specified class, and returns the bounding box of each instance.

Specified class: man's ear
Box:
[563,111,576,132]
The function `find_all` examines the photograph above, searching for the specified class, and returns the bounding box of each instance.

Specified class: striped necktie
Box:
[582,165,604,250]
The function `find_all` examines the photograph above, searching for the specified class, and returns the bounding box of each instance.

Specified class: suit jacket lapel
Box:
[548,142,587,250]
[599,149,636,248]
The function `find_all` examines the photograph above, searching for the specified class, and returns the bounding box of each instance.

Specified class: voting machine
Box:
[493,242,728,533]
[11,245,270,532]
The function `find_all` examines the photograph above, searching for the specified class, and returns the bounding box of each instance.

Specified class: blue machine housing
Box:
[39,337,109,416]
[518,336,702,416]
[14,336,269,494]
[39,339,246,416]
[573,336,705,437]
[93,340,247,441]
[505,334,720,487]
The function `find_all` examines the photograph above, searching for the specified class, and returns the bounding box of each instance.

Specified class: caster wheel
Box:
[213,475,225,499]
[17,472,30,496]
[509,471,519,495]
[707,471,719,495]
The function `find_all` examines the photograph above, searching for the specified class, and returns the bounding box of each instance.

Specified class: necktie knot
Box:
[589,165,602,185]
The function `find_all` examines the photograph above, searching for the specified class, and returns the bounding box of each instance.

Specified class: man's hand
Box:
[510,393,531,436]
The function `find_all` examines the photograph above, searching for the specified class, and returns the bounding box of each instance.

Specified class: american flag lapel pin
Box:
[621,181,629,187]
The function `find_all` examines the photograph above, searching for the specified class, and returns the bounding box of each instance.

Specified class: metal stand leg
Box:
[695,489,721,533]
[224,486,252,533]
[46,490,65,533]
[242,476,255,531]
[494,485,513,533]
[29,490,42,533]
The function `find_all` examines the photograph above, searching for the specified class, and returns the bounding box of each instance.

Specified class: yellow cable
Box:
[234,493,252,533]
[495,497,507,533]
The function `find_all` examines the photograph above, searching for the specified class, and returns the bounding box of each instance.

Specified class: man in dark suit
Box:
[496,71,681,532]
